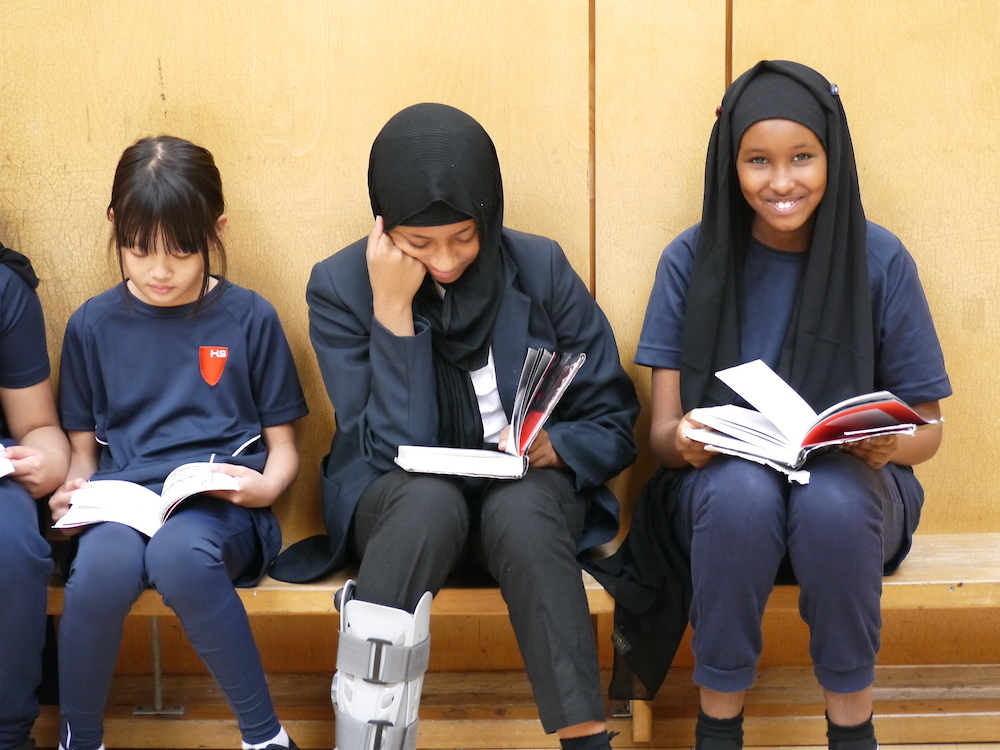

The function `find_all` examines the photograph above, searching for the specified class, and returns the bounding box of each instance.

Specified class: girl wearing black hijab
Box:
[275,103,638,750]
[632,62,950,749]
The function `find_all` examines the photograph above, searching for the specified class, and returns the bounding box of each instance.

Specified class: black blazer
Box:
[271,228,638,582]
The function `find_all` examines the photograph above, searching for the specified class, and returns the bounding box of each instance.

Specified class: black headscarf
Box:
[368,103,507,448]
[680,60,873,413]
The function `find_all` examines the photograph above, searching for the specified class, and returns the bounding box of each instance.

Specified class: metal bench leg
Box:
[132,616,185,716]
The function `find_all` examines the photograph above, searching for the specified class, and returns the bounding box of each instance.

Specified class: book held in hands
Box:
[683,359,939,481]
[53,462,240,537]
[394,348,586,479]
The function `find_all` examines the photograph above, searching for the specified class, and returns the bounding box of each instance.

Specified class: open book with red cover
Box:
[683,359,939,478]
[395,348,586,479]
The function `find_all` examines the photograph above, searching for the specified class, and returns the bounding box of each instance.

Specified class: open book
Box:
[53,462,240,537]
[0,456,13,479]
[394,348,587,479]
[683,360,938,479]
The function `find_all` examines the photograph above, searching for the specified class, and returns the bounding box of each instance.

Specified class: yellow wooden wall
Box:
[0,0,590,544]
[730,0,1000,533]
[596,0,1000,536]
[2,1,999,674]
[593,0,1000,671]
[594,0,726,532]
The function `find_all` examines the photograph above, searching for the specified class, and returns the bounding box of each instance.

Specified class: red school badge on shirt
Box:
[199,346,229,386]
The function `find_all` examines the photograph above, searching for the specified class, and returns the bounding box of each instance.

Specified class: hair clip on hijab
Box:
[830,83,840,96]
[715,105,724,117]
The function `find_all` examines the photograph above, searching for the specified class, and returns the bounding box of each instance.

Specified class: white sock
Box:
[242,727,289,750]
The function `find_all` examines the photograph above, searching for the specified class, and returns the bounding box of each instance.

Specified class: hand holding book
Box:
[53,462,241,538]
[838,433,899,470]
[682,360,940,481]
[498,425,566,470]
[394,348,586,479]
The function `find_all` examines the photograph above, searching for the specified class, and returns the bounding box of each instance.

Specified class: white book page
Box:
[161,462,239,506]
[507,349,555,457]
[715,360,816,444]
[684,426,799,466]
[55,480,165,538]
[395,445,526,479]
[691,404,791,448]
[0,456,13,478]
[702,444,811,484]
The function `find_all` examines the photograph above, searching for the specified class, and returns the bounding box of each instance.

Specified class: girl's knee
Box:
[687,459,786,539]
[383,475,469,537]
[145,533,222,593]
[65,538,147,613]
[792,455,884,529]
[68,524,147,589]
[480,472,579,547]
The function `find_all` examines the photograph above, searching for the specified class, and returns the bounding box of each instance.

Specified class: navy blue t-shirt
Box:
[636,221,952,407]
[59,279,308,491]
[0,263,50,442]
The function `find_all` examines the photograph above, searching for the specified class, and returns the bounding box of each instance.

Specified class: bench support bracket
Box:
[132,615,185,716]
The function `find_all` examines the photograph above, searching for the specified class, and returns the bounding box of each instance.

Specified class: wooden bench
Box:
[628,532,1000,746]
[32,532,1000,748]
[35,568,623,749]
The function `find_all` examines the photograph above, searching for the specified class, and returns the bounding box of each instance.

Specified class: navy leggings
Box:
[0,479,52,750]
[58,497,279,750]
[674,452,907,694]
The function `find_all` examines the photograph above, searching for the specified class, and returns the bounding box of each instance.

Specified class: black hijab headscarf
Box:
[680,60,873,413]
[368,103,507,448]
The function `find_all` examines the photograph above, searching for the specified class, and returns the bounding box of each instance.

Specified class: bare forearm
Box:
[260,440,299,503]
[651,416,690,469]
[890,424,943,466]
[649,368,716,469]
[372,300,416,337]
[212,423,300,509]
[16,425,70,495]
[65,432,100,482]
[890,401,943,467]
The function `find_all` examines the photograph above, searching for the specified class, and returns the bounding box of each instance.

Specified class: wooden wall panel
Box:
[594,0,726,531]
[732,1,1000,533]
[0,0,590,542]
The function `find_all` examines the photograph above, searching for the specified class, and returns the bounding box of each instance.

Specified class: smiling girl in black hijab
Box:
[274,103,638,750]
[630,62,950,749]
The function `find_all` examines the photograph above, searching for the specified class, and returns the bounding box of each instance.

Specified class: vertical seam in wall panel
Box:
[589,0,597,298]
[726,0,733,87]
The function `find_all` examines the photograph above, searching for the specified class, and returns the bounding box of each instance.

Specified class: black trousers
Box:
[350,468,605,733]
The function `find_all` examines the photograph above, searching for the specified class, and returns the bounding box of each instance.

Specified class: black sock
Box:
[695,710,743,750]
[827,713,877,750]
[560,731,612,750]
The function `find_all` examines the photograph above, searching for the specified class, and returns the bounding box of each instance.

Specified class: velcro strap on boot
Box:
[337,632,430,684]
[334,705,419,750]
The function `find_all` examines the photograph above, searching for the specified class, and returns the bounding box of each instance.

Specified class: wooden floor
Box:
[30,665,1000,749]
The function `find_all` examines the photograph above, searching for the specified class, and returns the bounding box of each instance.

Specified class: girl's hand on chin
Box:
[367,215,427,308]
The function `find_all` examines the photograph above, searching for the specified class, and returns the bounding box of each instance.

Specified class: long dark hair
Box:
[108,135,226,303]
